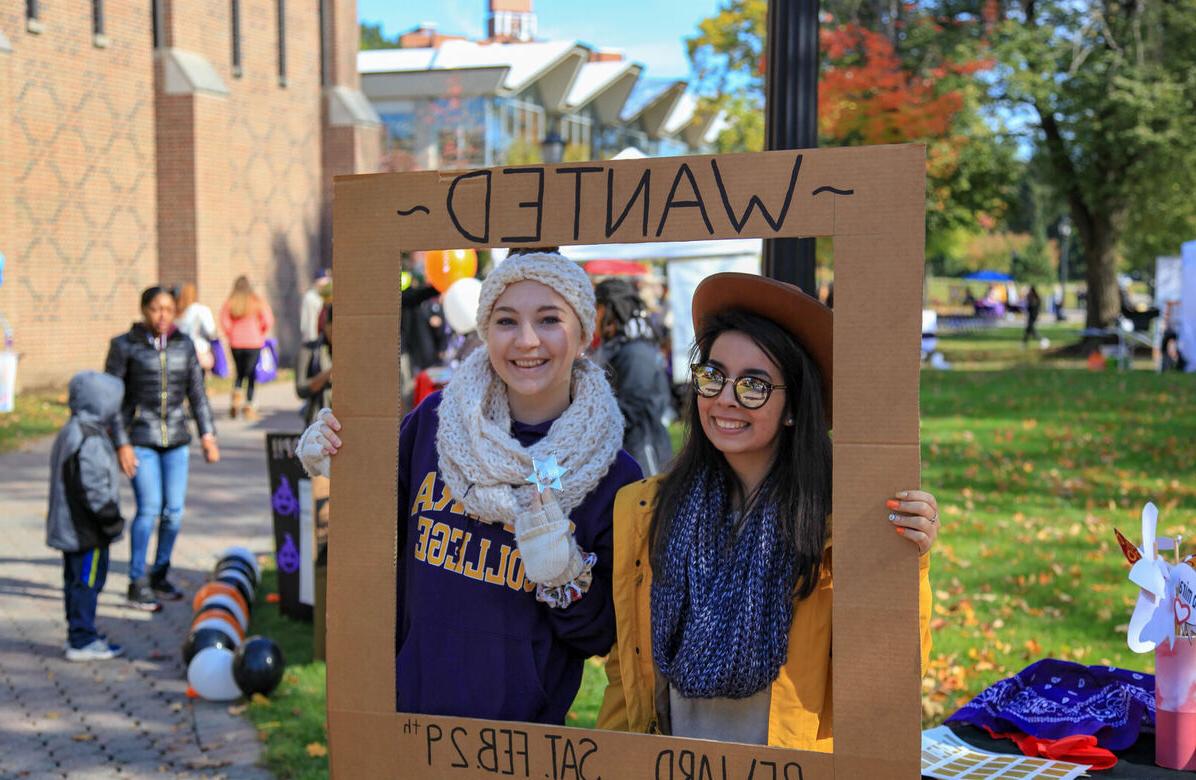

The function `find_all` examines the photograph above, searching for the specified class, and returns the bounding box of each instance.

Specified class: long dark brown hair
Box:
[648,309,832,599]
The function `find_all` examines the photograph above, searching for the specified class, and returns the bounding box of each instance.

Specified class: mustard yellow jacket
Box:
[596,476,933,751]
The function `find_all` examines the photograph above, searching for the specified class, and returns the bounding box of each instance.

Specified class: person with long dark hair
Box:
[105,286,220,611]
[597,273,936,749]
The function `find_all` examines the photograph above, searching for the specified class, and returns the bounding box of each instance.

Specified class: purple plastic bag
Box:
[254,338,278,384]
[209,337,229,378]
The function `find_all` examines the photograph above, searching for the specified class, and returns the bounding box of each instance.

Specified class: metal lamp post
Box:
[541,127,565,165]
[1057,217,1071,321]
[763,0,819,296]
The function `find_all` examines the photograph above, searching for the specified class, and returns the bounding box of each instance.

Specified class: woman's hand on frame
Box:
[887,489,939,556]
[297,408,341,478]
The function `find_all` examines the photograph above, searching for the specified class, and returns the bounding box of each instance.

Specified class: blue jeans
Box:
[63,547,109,648]
[129,444,190,582]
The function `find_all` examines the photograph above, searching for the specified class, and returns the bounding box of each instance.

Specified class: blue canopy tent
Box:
[964,269,1015,282]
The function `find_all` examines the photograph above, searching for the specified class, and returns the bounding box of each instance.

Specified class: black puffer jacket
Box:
[104,324,216,449]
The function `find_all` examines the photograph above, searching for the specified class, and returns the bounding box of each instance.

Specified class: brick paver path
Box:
[1,381,308,778]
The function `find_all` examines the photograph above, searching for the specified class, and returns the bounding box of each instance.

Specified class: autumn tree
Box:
[994,0,1196,327]
[686,1,1019,261]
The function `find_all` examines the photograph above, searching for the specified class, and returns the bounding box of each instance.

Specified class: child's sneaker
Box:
[126,580,163,612]
[65,639,124,662]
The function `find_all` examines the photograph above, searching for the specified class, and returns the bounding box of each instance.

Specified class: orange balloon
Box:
[191,608,245,639]
[192,581,250,618]
[423,249,477,293]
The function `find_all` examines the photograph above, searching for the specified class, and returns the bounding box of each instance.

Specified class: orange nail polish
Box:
[885,499,900,510]
[895,527,905,535]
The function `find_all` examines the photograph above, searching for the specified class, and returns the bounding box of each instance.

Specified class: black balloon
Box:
[182,627,237,665]
[215,557,258,586]
[215,574,254,606]
[232,636,286,696]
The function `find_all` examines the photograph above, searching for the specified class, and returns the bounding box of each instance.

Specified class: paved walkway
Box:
[0,381,309,779]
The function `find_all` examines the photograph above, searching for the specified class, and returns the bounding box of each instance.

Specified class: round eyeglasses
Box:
[690,363,786,409]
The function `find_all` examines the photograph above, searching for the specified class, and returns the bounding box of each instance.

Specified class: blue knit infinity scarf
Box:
[651,469,797,699]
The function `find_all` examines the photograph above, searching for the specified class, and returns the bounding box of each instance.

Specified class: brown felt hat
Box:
[691,272,833,422]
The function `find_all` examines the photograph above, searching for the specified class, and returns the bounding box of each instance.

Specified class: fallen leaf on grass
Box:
[227,704,247,716]
[45,712,60,720]
[169,702,183,713]
[306,742,328,758]
[266,593,281,603]
[251,693,270,705]
[72,733,95,742]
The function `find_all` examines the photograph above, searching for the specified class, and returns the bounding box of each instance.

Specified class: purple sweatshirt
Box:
[395,391,643,724]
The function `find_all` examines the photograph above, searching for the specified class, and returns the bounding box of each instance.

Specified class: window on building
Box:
[152,0,163,48]
[92,0,105,35]
[276,0,287,86]
[231,0,243,78]
[560,113,593,159]
[318,0,329,86]
[26,0,38,21]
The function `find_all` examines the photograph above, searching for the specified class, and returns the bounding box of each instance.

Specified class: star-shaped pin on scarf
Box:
[526,455,569,493]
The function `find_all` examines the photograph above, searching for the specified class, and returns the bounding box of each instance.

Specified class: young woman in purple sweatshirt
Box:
[299,249,643,724]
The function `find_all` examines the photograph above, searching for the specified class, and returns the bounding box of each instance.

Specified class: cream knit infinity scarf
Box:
[435,347,624,526]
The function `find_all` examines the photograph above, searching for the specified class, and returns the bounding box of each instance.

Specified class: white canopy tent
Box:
[561,240,762,383]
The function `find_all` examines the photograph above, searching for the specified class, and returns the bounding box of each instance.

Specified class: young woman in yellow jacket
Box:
[596,273,937,750]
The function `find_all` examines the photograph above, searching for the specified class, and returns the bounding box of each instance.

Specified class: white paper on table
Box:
[921,726,1090,780]
[299,478,314,607]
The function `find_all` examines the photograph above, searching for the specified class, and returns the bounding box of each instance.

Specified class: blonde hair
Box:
[226,275,260,320]
[177,282,198,312]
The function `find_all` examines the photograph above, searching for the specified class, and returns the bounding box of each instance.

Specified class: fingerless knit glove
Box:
[514,494,586,588]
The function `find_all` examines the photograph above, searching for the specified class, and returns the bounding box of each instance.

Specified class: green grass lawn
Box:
[0,387,70,453]
[918,366,1196,721]
[241,567,329,780]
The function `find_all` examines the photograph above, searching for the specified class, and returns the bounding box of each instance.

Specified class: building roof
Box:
[358,38,725,145]
[359,39,584,96]
[565,60,643,123]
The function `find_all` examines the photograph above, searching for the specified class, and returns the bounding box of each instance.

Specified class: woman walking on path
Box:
[219,275,274,420]
[597,273,937,750]
[105,286,220,611]
[174,283,218,373]
[296,249,643,724]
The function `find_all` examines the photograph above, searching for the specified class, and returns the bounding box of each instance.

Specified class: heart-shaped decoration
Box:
[1174,598,1193,625]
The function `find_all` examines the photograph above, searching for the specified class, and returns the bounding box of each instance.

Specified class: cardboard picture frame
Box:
[328,144,926,778]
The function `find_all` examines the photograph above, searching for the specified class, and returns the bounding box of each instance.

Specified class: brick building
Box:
[0,1,381,388]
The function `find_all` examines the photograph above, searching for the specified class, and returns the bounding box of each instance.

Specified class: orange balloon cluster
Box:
[423,249,478,293]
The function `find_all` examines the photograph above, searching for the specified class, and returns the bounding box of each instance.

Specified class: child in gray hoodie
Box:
[46,371,129,660]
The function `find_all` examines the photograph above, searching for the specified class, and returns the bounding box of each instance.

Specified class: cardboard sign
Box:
[329,145,926,779]
[266,433,314,621]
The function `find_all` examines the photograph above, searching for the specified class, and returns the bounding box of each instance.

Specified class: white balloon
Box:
[192,618,243,645]
[443,277,482,335]
[215,567,255,599]
[187,647,241,701]
[197,593,249,631]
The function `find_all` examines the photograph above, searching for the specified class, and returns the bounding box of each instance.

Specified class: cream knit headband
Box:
[475,252,596,345]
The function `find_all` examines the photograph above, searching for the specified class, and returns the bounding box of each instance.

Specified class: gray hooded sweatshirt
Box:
[46,371,126,552]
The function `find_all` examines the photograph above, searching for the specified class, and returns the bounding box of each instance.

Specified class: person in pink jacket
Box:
[219,275,274,420]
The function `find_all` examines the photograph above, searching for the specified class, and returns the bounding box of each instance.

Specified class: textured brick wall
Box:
[161,0,326,362]
[0,5,158,387]
[0,1,370,387]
